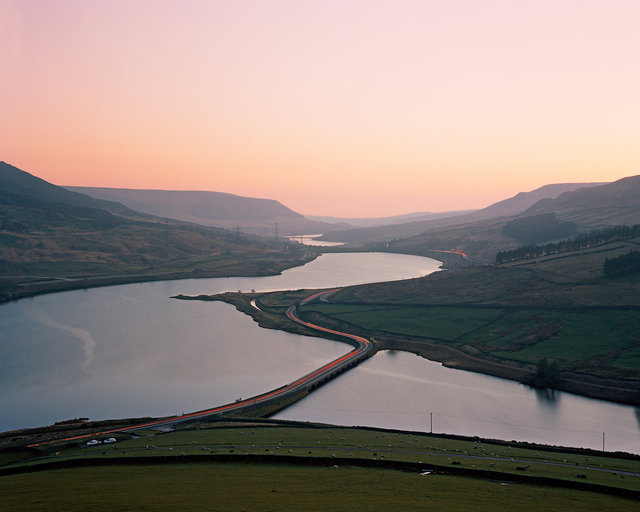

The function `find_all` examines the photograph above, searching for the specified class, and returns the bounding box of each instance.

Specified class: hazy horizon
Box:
[1,0,638,217]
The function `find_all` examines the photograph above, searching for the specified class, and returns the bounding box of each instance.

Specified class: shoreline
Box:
[0,247,456,306]
[200,291,640,407]
[0,253,319,306]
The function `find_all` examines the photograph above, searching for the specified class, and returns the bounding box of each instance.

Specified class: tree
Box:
[523,357,562,388]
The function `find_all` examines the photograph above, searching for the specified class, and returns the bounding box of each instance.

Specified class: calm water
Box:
[287,234,344,247]
[275,351,640,454]
[0,253,438,431]
[1,252,638,453]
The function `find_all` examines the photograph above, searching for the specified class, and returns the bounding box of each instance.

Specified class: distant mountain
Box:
[0,162,273,269]
[383,176,640,263]
[0,162,147,219]
[67,186,350,236]
[307,210,476,228]
[478,182,606,219]
[0,162,318,303]
[320,182,603,244]
[523,175,640,228]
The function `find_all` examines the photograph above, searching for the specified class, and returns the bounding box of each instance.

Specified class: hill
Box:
[0,162,315,303]
[375,177,640,263]
[307,209,476,228]
[479,182,606,219]
[67,186,350,236]
[320,182,603,244]
[0,162,148,220]
[524,175,640,227]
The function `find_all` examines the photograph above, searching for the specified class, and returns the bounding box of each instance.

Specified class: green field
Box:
[2,424,639,510]
[6,425,640,489]
[299,303,640,378]
[3,464,639,512]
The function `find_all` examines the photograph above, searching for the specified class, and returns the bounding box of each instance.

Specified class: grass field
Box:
[336,236,640,307]
[2,424,639,511]
[6,425,640,489]
[3,464,639,512]
[298,303,640,379]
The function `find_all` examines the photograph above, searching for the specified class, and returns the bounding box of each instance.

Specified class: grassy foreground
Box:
[2,464,638,512]
[2,424,639,510]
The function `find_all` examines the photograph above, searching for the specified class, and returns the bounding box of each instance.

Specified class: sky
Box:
[1,0,639,217]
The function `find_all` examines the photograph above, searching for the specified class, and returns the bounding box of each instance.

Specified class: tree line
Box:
[603,250,640,277]
[496,224,640,264]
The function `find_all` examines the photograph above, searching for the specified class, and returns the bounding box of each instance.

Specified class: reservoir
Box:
[1,252,638,454]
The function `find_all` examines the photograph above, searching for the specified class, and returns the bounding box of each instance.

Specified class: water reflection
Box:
[533,387,560,409]
[276,351,640,454]
[0,253,440,432]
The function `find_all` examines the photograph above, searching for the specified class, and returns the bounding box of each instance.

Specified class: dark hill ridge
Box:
[0,162,292,270]
[320,182,604,244]
[67,186,350,236]
[0,162,147,219]
[478,182,606,219]
[67,187,303,222]
[307,209,477,228]
[0,161,316,304]
[524,175,640,227]
[383,175,640,263]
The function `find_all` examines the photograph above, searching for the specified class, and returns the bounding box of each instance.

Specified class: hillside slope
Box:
[524,175,640,227]
[376,177,640,262]
[307,209,476,228]
[0,163,313,302]
[321,182,603,244]
[0,162,147,219]
[68,186,349,236]
[479,182,606,219]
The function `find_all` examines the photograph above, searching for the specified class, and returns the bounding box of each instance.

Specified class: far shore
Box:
[0,247,466,306]
[0,253,321,306]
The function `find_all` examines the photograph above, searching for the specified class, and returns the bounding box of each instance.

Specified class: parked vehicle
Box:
[86,439,100,446]
[103,438,117,444]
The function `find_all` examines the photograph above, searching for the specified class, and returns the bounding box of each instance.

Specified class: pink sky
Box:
[1,0,638,217]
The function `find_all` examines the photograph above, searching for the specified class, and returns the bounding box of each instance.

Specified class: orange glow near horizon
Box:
[1,0,639,217]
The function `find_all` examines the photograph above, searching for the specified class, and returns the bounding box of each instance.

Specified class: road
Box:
[29,288,375,447]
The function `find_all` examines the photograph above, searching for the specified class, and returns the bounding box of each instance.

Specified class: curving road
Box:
[29,288,374,447]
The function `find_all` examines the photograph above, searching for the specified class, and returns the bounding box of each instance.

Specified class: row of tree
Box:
[496,224,640,264]
[603,250,640,277]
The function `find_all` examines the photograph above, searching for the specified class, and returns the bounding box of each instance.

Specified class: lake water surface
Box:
[0,253,437,430]
[1,252,638,454]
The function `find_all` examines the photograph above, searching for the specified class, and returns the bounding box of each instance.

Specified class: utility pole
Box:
[602,432,605,452]
[164,218,169,259]
[430,412,433,434]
